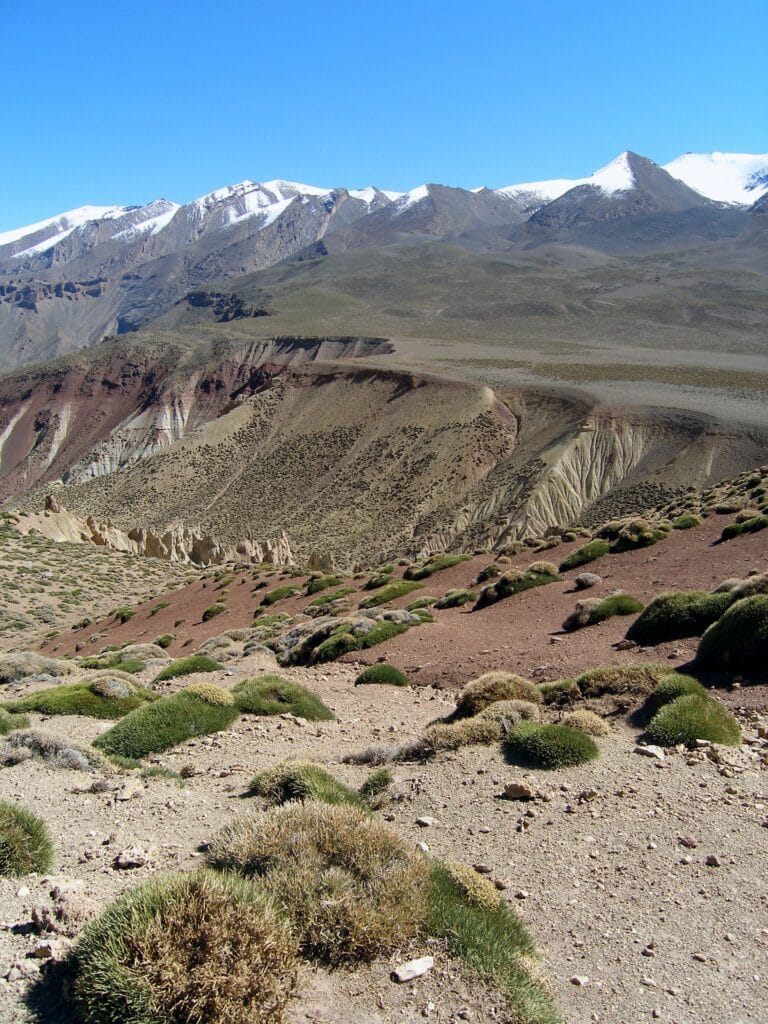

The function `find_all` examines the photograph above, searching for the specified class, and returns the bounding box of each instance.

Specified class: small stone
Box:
[705,854,721,867]
[614,639,636,651]
[678,836,698,848]
[416,817,435,828]
[473,864,493,874]
[515,890,530,900]
[15,886,30,899]
[502,781,539,801]
[116,778,144,801]
[113,846,153,869]
[692,953,708,963]
[570,975,589,986]
[392,956,434,982]
[416,841,430,853]
[634,745,666,761]
[32,938,72,961]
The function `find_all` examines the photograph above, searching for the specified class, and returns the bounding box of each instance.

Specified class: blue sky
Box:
[1,0,766,230]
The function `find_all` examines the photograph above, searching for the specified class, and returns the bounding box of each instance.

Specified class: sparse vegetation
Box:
[202,602,226,621]
[0,707,30,735]
[404,553,472,580]
[0,800,54,876]
[504,721,600,768]
[305,574,342,595]
[207,802,429,965]
[672,513,702,530]
[558,539,610,572]
[94,690,239,759]
[1,729,102,771]
[435,588,476,609]
[308,586,356,607]
[454,672,542,718]
[646,694,741,747]
[355,663,409,686]
[3,680,156,719]
[562,709,610,737]
[425,862,559,1024]
[233,676,334,720]
[358,579,423,608]
[70,871,298,1024]
[696,594,768,673]
[474,566,560,610]
[575,663,668,700]
[563,593,643,631]
[720,514,768,541]
[312,620,411,662]
[153,654,221,681]
[261,585,300,607]
[626,590,734,645]
[248,761,366,808]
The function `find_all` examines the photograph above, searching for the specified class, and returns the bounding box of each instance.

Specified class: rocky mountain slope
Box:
[1,151,766,370]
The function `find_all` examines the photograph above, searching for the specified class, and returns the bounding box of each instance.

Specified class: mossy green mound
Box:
[504,722,600,769]
[0,707,30,735]
[558,540,610,572]
[4,680,155,720]
[248,761,366,809]
[153,655,220,682]
[626,590,734,646]
[474,567,561,610]
[646,694,741,747]
[94,690,239,759]
[696,594,768,674]
[233,676,334,720]
[355,663,409,686]
[358,580,423,608]
[404,554,472,580]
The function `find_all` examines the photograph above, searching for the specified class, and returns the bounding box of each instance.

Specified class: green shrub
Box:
[201,603,226,621]
[562,709,610,736]
[0,707,29,735]
[0,800,54,877]
[627,590,734,646]
[154,655,220,681]
[355,663,409,687]
[672,514,702,530]
[359,766,393,802]
[558,539,610,572]
[696,594,768,673]
[111,606,135,624]
[643,673,709,716]
[305,575,342,595]
[363,572,393,590]
[504,722,600,768]
[425,863,559,1024]
[313,620,410,662]
[435,589,476,609]
[248,761,366,808]
[79,655,145,675]
[474,567,560,610]
[404,553,472,580]
[3,681,155,720]
[405,596,438,611]
[233,676,334,720]
[475,563,501,583]
[70,871,298,1024]
[207,803,429,965]
[454,672,541,718]
[153,634,174,649]
[720,514,768,541]
[646,694,741,747]
[358,580,423,608]
[94,691,239,759]
[308,586,355,607]
[539,679,579,707]
[261,586,300,607]
[149,601,170,616]
[563,593,644,631]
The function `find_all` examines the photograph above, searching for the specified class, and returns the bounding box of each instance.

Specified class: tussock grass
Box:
[562,709,610,737]
[426,863,560,1024]
[308,586,355,607]
[404,553,472,580]
[720,514,768,541]
[642,673,709,717]
[201,603,226,621]
[3,681,155,720]
[305,574,342,595]
[696,595,768,674]
[563,593,643,631]
[94,691,239,759]
[312,620,410,661]
[154,655,221,681]
[575,664,668,700]
[355,663,409,686]
[233,676,334,720]
[358,766,393,802]
[0,800,54,876]
[539,679,579,707]
[248,761,366,809]
[435,588,476,609]
[626,590,733,645]
[558,539,610,572]
[261,585,300,607]
[424,717,503,751]
[79,653,145,674]
[646,694,741,747]
[207,803,429,965]
[454,672,541,718]
[474,567,560,610]
[358,580,423,608]
[71,871,298,1024]
[479,699,541,725]
[504,722,600,769]
[0,707,30,735]
[672,513,702,529]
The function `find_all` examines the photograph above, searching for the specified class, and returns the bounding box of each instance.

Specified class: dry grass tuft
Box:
[443,861,502,910]
[562,709,610,737]
[184,682,235,706]
[455,672,542,717]
[207,802,429,965]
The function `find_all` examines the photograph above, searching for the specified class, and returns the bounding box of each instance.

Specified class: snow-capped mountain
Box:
[662,152,768,205]
[0,150,764,371]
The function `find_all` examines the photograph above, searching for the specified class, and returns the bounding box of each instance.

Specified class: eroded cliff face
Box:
[0,335,392,500]
[12,502,292,567]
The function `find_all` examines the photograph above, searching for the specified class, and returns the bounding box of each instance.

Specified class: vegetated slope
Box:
[14,358,768,567]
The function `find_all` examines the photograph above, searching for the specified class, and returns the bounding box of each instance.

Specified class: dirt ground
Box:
[1,641,766,1024]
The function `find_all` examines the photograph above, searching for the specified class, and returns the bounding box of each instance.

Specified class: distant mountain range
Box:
[0,150,766,370]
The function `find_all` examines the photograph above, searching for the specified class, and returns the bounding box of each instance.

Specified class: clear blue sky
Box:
[1,0,766,231]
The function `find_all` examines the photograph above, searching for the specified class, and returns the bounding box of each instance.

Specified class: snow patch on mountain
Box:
[663,152,768,205]
[497,151,636,203]
[0,205,127,248]
[394,185,429,214]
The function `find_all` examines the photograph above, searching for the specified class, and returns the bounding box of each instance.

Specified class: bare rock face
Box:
[44,493,61,513]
